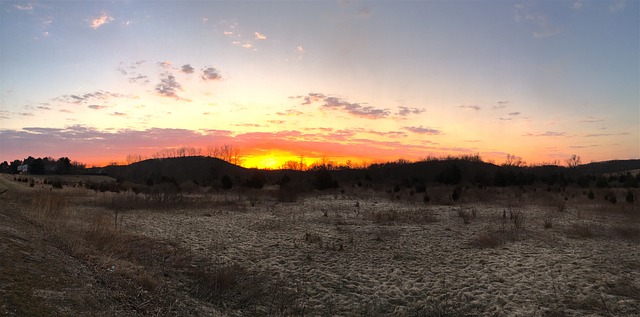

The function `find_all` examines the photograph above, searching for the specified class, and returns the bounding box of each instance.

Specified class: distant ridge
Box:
[89,156,640,188]
[577,159,640,175]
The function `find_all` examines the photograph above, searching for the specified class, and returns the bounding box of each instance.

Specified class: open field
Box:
[1,174,639,316]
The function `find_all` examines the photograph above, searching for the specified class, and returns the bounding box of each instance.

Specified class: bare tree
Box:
[503,154,526,167]
[126,154,144,164]
[566,154,581,168]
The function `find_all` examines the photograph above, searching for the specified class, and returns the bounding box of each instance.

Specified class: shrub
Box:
[457,208,471,224]
[510,209,525,230]
[221,175,233,190]
[567,223,594,239]
[626,190,635,204]
[243,172,264,189]
[371,209,398,224]
[471,231,503,248]
[605,192,617,204]
[275,182,301,202]
[246,190,260,207]
[451,187,462,201]
[314,169,339,190]
[587,190,595,200]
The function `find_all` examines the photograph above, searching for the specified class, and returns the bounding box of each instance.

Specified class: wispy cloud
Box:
[492,101,509,110]
[117,60,148,83]
[397,106,425,116]
[609,0,626,12]
[14,3,33,11]
[584,132,628,137]
[459,105,482,111]
[157,61,172,69]
[111,112,127,117]
[254,32,267,40]
[323,97,390,119]
[524,131,565,137]
[403,126,442,135]
[88,105,107,110]
[508,112,521,116]
[570,145,597,149]
[297,93,390,119]
[53,90,126,104]
[276,109,304,116]
[579,116,604,123]
[572,1,583,10]
[514,3,561,38]
[89,11,114,29]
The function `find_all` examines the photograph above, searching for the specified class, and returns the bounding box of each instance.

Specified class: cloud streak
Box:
[298,93,390,119]
[524,131,565,137]
[459,105,482,111]
[403,126,442,135]
[397,106,425,116]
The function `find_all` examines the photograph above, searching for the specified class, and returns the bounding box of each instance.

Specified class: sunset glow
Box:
[1,1,638,167]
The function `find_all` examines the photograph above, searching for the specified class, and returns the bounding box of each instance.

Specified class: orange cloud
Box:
[89,11,114,29]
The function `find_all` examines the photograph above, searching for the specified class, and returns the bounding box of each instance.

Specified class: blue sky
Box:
[1,0,638,167]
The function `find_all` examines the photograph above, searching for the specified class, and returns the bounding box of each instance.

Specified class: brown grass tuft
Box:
[32,190,67,218]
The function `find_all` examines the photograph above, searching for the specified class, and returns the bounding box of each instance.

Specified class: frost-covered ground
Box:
[122,192,640,316]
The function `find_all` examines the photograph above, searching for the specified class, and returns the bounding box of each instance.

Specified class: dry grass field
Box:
[1,174,639,316]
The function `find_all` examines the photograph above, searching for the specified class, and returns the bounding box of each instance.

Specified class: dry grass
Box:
[367,208,438,225]
[31,190,67,218]
[470,207,526,248]
[9,179,640,316]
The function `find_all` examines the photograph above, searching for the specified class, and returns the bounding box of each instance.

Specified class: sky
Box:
[1,0,638,169]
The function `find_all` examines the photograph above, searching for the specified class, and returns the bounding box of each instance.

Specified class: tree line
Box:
[0,156,86,175]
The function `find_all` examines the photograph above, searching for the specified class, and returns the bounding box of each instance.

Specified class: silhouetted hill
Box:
[577,159,640,175]
[93,156,249,186]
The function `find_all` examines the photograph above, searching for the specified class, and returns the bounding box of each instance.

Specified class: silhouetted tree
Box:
[56,157,72,174]
[314,169,339,190]
[9,160,21,174]
[30,158,45,175]
[566,154,581,168]
[0,161,9,173]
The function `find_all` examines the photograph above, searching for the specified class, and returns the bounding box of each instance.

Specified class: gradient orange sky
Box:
[1,1,638,168]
